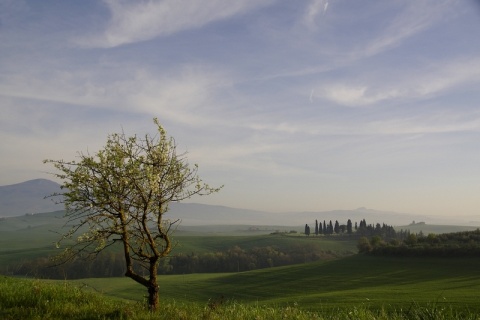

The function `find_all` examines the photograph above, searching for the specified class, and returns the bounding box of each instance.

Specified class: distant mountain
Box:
[166,203,474,227]
[0,179,62,217]
[166,203,275,225]
[1,179,477,227]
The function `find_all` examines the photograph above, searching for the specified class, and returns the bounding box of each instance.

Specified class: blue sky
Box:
[1,0,480,217]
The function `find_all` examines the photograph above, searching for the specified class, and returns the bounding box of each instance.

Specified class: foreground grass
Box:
[2,276,480,320]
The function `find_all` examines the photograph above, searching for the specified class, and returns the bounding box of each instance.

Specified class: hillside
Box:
[0,179,62,217]
[395,222,479,234]
[5,254,480,317]
[77,254,480,313]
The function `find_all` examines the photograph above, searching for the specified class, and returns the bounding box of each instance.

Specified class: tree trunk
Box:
[148,281,159,311]
[124,269,160,311]
[147,257,160,311]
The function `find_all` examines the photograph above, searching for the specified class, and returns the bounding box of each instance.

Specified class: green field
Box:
[3,212,480,318]
[3,254,480,319]
[74,254,480,313]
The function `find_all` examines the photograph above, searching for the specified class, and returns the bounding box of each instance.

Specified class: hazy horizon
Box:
[1,178,479,227]
[1,1,480,218]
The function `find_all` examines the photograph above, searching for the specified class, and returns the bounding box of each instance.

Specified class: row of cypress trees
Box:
[304,219,398,239]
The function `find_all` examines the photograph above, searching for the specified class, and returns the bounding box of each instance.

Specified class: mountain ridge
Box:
[0,179,475,226]
[0,179,62,217]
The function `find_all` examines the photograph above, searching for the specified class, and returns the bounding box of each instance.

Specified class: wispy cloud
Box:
[1,0,479,215]
[76,0,274,48]
[413,57,480,96]
[246,110,480,138]
[303,0,329,29]
[315,56,480,107]
[366,112,480,136]
[247,1,454,84]
[352,1,452,58]
[319,85,400,107]
[0,65,228,127]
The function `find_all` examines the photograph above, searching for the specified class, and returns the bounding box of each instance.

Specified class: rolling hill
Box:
[77,254,480,312]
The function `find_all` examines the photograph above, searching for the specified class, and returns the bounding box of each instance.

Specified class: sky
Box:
[1,0,480,217]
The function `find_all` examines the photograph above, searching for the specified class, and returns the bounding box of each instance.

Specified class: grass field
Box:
[3,254,480,319]
[8,276,478,320]
[3,212,480,318]
[74,254,480,313]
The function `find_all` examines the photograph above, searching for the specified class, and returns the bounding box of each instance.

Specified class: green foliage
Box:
[357,236,372,253]
[165,243,341,273]
[44,118,220,264]
[361,229,480,256]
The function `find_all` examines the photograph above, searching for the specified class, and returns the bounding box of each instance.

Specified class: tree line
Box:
[3,243,342,279]
[357,229,480,256]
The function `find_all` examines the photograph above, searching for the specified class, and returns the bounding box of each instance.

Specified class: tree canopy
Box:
[44,118,221,310]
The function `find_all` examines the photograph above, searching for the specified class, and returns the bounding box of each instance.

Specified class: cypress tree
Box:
[347,219,353,234]
[334,220,340,234]
[305,224,310,236]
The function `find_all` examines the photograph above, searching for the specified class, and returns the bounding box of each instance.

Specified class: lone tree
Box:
[44,118,221,311]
